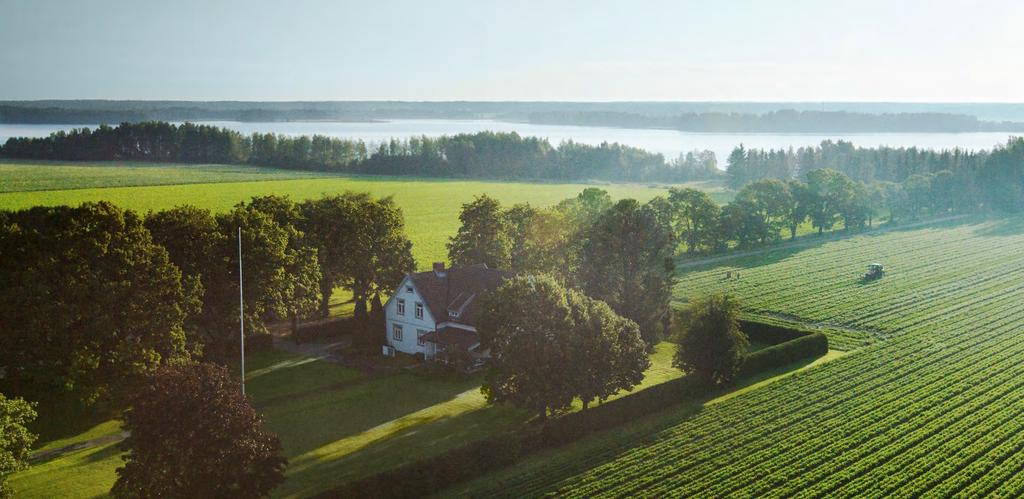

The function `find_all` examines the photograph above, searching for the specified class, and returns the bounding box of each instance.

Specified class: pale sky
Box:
[1,0,1022,102]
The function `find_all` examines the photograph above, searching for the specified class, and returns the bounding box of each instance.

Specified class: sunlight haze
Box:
[1,0,1021,101]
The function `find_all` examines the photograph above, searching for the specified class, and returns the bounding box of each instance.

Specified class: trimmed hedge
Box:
[739,318,812,343]
[319,319,828,498]
[317,432,524,498]
[739,331,828,377]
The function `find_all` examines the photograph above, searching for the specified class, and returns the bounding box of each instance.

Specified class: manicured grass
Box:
[0,161,726,268]
[0,160,335,193]
[6,342,694,498]
[7,440,123,499]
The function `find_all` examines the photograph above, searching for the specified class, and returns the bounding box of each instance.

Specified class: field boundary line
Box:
[674,214,968,271]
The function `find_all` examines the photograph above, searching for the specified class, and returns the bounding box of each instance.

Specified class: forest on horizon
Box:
[4,100,1024,132]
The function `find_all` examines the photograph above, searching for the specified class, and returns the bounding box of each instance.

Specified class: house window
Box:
[415,302,424,319]
[417,329,428,346]
[392,324,403,341]
[397,299,405,315]
[406,285,413,293]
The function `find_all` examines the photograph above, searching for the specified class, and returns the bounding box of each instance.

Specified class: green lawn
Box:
[6,342,694,498]
[0,160,336,193]
[0,161,728,268]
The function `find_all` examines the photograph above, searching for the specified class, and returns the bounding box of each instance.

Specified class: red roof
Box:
[409,264,511,327]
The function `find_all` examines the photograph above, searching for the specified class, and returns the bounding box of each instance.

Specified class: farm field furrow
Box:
[447,216,1024,498]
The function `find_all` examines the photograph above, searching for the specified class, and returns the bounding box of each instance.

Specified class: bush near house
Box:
[323,319,827,498]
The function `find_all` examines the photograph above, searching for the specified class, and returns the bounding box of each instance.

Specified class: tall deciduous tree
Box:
[512,209,574,278]
[479,276,576,419]
[674,294,749,386]
[214,204,291,344]
[668,187,721,254]
[113,363,285,498]
[145,205,225,351]
[735,179,792,244]
[578,199,675,345]
[565,290,649,409]
[0,394,37,499]
[0,202,192,407]
[298,193,366,317]
[784,179,812,239]
[448,195,512,269]
[806,168,857,234]
[346,196,415,321]
[480,275,649,417]
[554,187,614,231]
[246,196,323,337]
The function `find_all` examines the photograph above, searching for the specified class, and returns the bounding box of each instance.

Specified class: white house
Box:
[383,262,510,360]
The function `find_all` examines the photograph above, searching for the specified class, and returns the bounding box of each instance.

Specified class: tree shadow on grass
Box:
[80,441,123,465]
[30,399,118,446]
[276,402,529,497]
[282,352,833,498]
[260,372,492,459]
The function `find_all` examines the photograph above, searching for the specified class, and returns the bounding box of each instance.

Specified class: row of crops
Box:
[674,218,1024,350]
[451,216,1024,497]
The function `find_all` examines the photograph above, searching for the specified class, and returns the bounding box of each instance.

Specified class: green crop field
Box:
[0,161,730,268]
[447,215,1024,497]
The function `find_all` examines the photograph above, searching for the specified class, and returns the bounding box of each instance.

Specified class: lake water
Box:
[1,120,1016,167]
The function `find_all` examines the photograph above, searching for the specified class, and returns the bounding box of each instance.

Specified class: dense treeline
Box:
[0,122,721,182]
[6,100,1024,128]
[528,110,1024,133]
[448,190,676,345]
[727,137,1024,212]
[0,193,412,419]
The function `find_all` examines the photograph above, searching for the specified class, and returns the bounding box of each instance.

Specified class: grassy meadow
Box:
[0,160,731,268]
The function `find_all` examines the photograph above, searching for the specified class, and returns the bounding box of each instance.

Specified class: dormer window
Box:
[447,291,475,319]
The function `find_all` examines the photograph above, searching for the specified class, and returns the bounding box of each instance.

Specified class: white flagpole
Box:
[238,226,246,395]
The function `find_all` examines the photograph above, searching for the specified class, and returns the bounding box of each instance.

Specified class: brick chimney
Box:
[433,262,446,277]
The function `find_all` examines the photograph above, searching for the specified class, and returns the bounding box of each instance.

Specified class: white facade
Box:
[383,276,436,356]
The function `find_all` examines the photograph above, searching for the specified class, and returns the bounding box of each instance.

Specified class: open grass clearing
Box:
[8,341,701,498]
[0,161,717,267]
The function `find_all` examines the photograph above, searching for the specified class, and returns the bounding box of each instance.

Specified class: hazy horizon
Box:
[2,0,1023,102]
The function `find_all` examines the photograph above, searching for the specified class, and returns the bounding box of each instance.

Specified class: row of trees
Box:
[0,194,413,414]
[0,122,722,183]
[665,170,874,253]
[0,193,415,496]
[447,190,675,345]
[726,138,1024,213]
